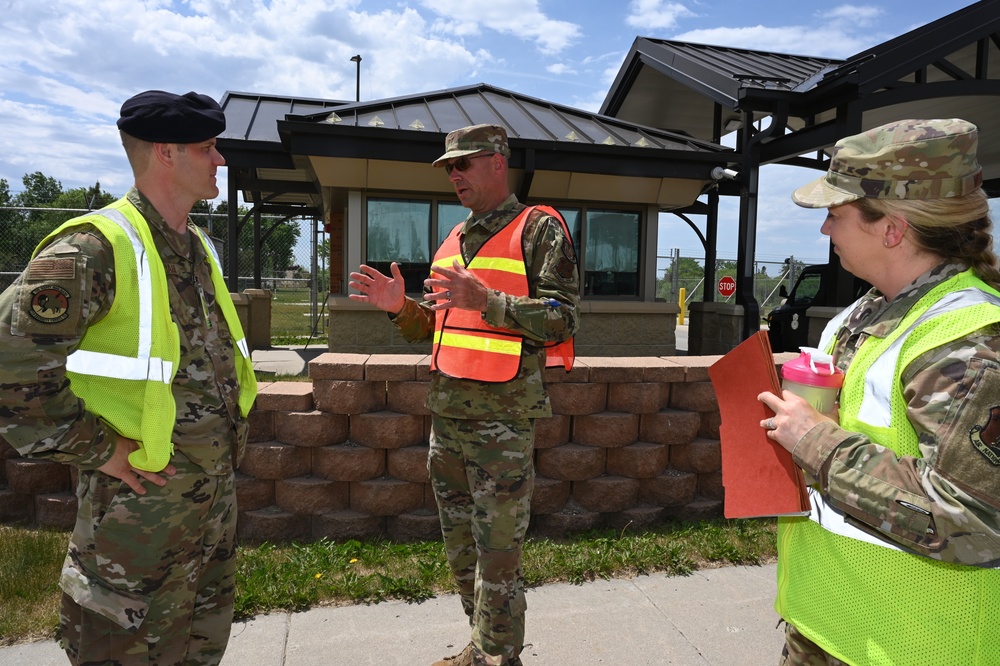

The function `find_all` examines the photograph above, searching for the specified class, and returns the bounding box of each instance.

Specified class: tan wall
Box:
[0,354,729,542]
[327,296,682,357]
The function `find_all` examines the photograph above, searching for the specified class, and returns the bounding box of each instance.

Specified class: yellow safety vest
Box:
[776,270,1000,665]
[36,198,257,472]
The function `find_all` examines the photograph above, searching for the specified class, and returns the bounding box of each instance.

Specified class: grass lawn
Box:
[0,518,776,646]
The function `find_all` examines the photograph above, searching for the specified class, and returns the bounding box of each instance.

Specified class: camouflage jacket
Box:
[393,194,580,419]
[0,188,246,475]
[793,262,1000,565]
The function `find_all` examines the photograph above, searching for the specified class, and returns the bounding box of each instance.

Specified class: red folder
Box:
[708,331,810,518]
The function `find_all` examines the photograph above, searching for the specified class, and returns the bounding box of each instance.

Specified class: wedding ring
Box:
[765,418,776,430]
[444,290,451,300]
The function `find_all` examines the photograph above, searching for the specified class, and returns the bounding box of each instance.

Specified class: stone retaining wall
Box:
[1,353,758,543]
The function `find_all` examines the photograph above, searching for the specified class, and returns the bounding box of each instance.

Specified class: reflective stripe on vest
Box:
[64,208,173,384]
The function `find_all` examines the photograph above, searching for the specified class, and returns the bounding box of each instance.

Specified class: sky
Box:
[0,0,993,269]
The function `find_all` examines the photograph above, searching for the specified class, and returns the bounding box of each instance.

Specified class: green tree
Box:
[207,201,301,286]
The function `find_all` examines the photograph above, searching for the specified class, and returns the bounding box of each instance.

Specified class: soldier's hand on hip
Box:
[98,434,177,494]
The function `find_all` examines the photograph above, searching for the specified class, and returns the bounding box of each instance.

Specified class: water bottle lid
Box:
[781,347,845,388]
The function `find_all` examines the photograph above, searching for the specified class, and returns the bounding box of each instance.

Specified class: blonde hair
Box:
[852,190,1000,290]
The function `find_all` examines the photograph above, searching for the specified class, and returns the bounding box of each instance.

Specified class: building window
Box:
[581,209,640,297]
[366,198,432,294]
[366,197,641,298]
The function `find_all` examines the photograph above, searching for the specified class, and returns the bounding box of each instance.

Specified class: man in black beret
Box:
[0,90,256,664]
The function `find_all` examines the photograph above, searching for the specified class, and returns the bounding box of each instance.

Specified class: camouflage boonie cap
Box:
[432,124,511,167]
[792,118,983,208]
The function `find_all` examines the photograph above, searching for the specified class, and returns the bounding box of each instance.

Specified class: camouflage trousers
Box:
[428,414,535,666]
[778,622,847,666]
[59,453,238,666]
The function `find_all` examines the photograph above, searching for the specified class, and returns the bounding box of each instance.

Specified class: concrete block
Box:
[700,410,722,439]
[607,382,664,414]
[535,415,571,449]
[275,410,349,447]
[387,509,441,542]
[531,476,570,515]
[670,438,722,474]
[308,353,369,380]
[548,382,607,415]
[312,443,385,482]
[699,470,725,501]
[5,458,70,495]
[663,498,724,522]
[571,412,639,448]
[364,355,419,382]
[313,380,385,414]
[35,493,76,529]
[387,446,430,483]
[573,475,640,513]
[603,505,667,532]
[350,412,425,449]
[238,441,311,480]
[535,444,606,481]
[275,476,349,514]
[529,500,601,537]
[247,408,275,443]
[606,442,670,479]
[639,409,701,446]
[312,509,385,542]
[639,469,698,507]
[235,473,275,511]
[256,381,315,412]
[0,488,33,523]
[669,381,718,412]
[237,506,311,543]
[350,477,424,516]
[386,381,431,415]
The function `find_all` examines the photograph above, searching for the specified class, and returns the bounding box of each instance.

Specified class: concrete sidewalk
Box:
[0,563,783,665]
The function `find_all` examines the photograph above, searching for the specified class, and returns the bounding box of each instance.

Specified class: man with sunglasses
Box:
[350,124,580,666]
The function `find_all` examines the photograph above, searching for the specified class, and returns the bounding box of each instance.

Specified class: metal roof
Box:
[217,84,735,217]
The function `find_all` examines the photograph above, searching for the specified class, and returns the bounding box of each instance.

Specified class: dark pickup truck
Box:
[766,263,869,353]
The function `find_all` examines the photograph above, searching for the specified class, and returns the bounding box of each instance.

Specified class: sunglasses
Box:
[445,153,493,175]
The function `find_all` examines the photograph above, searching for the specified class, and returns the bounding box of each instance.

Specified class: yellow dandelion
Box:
[315,573,323,579]
[350,558,359,564]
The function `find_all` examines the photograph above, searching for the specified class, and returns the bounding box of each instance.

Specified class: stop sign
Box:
[718,275,736,298]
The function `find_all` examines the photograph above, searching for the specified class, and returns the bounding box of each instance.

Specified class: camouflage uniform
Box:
[780,119,1000,665]
[393,193,580,665]
[0,188,248,665]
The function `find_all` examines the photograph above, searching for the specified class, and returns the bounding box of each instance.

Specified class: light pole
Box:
[350,54,362,102]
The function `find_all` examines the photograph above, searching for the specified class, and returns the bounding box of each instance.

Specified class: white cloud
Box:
[822,4,884,27]
[547,63,577,76]
[672,25,874,58]
[626,0,697,31]
[419,0,582,54]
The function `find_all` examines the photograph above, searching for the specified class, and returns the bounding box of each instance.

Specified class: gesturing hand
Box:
[349,263,407,314]
[425,260,488,312]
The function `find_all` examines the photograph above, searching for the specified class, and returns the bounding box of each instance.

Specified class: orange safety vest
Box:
[431,205,575,383]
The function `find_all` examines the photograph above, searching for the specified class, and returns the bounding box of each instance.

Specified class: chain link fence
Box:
[0,205,326,345]
[655,249,826,320]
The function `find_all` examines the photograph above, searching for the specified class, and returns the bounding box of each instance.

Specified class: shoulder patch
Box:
[970,405,1000,465]
[29,286,72,324]
[28,257,76,280]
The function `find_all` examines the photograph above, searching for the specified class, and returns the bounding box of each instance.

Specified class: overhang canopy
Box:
[218,83,734,221]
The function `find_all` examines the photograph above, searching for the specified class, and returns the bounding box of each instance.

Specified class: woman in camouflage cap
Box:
[759,118,1000,666]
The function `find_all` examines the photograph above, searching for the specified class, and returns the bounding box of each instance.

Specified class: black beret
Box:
[117,90,225,143]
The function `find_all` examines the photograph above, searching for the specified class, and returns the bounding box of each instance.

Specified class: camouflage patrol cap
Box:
[432,124,511,167]
[791,118,983,208]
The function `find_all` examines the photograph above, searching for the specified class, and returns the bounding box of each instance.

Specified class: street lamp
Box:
[350,54,362,102]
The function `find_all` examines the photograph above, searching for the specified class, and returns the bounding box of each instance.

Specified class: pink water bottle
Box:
[780,347,844,413]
